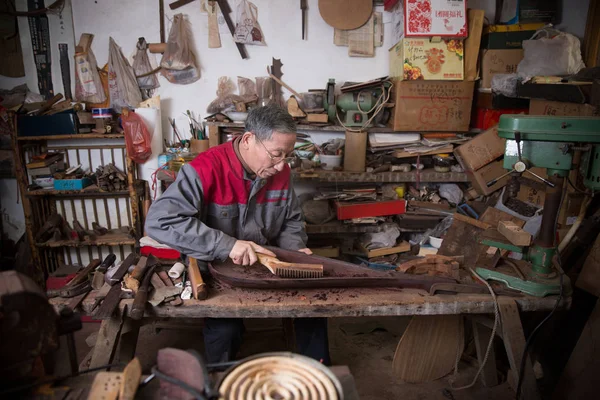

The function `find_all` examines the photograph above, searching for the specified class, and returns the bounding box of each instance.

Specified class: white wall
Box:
[70,0,394,143]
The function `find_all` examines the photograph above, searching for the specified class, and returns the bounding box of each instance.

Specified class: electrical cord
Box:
[449,268,500,391]
[515,261,564,400]
[0,362,125,396]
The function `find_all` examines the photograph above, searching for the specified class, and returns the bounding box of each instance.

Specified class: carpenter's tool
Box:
[68,258,103,286]
[300,0,307,40]
[95,253,137,319]
[158,270,183,306]
[188,258,208,300]
[47,280,91,298]
[476,115,600,296]
[130,264,157,320]
[216,0,248,59]
[256,253,324,278]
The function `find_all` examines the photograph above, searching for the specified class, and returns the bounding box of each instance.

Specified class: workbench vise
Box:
[477,115,600,297]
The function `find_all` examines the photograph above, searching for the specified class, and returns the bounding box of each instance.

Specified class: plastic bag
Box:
[517,28,585,81]
[438,184,463,205]
[255,76,275,106]
[234,0,266,45]
[160,14,201,84]
[207,77,243,113]
[491,73,519,97]
[75,42,106,104]
[121,110,153,164]
[238,76,258,104]
[133,38,159,96]
[108,37,143,109]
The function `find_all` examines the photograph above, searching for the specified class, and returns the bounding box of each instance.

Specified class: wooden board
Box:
[392,315,463,382]
[88,372,122,400]
[498,220,531,246]
[89,316,124,368]
[554,299,600,400]
[318,0,373,30]
[361,241,411,258]
[393,145,454,159]
[438,213,490,270]
[498,299,541,400]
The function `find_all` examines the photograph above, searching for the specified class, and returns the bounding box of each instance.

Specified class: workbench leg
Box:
[117,318,142,365]
[472,319,499,387]
[282,318,296,352]
[499,299,541,400]
[89,315,124,369]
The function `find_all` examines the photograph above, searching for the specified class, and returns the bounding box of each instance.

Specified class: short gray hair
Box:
[246,105,296,141]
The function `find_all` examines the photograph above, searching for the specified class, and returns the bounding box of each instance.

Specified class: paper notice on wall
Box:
[135,104,163,199]
[374,12,383,47]
[391,1,404,46]
[348,13,375,57]
[334,29,349,46]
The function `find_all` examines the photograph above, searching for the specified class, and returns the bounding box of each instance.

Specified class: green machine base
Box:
[475,266,570,297]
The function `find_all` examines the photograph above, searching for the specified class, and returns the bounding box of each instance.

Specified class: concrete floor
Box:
[75,317,514,399]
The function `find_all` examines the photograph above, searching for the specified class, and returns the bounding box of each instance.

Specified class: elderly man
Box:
[145,105,330,364]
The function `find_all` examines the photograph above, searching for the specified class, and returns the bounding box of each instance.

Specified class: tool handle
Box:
[188,258,208,300]
[130,265,157,320]
[69,259,102,286]
[130,256,150,281]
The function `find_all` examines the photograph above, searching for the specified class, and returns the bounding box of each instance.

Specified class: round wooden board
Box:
[392,315,464,383]
[318,0,373,30]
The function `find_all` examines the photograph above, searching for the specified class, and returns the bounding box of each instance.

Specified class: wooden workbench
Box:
[51,284,567,400]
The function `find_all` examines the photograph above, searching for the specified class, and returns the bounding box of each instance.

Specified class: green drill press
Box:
[476,115,600,297]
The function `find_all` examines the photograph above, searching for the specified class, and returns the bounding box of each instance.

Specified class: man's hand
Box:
[229,240,276,266]
[298,248,313,255]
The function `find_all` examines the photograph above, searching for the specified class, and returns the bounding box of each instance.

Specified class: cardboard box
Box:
[404,0,467,38]
[389,38,464,81]
[529,100,599,117]
[480,49,524,88]
[468,159,511,195]
[388,80,475,132]
[454,126,505,171]
[464,9,485,82]
[516,179,546,206]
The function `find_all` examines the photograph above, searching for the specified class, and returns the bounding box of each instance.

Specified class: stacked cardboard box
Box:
[387,9,484,132]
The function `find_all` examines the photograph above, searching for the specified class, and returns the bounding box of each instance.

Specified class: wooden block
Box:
[362,241,411,258]
[306,113,329,123]
[188,258,208,300]
[88,372,122,399]
[498,220,532,246]
[310,247,340,258]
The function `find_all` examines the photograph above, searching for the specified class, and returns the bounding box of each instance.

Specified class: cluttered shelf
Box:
[205,121,398,133]
[292,168,469,183]
[305,222,385,234]
[17,134,125,141]
[36,230,135,248]
[26,184,129,197]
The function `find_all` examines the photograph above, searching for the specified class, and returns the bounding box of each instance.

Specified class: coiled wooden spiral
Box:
[219,353,342,400]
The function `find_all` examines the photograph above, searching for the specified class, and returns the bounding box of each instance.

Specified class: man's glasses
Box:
[254,135,295,166]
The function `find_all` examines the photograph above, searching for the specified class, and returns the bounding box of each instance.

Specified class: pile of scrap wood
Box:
[95,163,127,191]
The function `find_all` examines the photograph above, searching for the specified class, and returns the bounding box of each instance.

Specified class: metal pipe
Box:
[537,175,564,247]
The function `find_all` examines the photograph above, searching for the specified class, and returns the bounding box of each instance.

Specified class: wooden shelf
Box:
[27,184,129,197]
[36,230,135,248]
[292,168,469,183]
[18,134,124,141]
[206,121,397,133]
[306,222,385,234]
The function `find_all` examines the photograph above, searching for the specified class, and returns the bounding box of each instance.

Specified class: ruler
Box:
[58,43,72,100]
